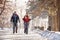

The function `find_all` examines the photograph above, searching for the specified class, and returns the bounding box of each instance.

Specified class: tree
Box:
[0,0,6,15]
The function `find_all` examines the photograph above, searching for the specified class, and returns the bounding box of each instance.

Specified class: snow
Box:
[0,28,48,40]
[34,29,60,40]
[0,28,60,40]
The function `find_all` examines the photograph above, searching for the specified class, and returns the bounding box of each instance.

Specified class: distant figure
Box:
[11,11,20,34]
[47,26,51,31]
[23,14,31,34]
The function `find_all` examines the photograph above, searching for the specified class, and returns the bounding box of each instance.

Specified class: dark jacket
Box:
[11,14,20,23]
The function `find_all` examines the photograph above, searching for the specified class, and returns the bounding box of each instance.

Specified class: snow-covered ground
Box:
[0,28,60,40]
[0,28,48,40]
[34,29,60,40]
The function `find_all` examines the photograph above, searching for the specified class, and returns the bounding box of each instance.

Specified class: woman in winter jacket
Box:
[23,14,31,34]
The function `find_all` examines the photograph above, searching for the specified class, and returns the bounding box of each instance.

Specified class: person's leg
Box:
[25,22,29,34]
[25,27,28,34]
[16,26,18,33]
[15,23,18,33]
[13,23,17,34]
[13,24,15,34]
[24,22,26,33]
[24,27,26,33]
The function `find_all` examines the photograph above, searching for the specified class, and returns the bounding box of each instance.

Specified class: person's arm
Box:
[17,16,20,23]
[29,19,31,22]
[29,19,31,21]
[10,16,13,22]
[28,17,31,21]
[18,17,20,23]
[23,18,24,21]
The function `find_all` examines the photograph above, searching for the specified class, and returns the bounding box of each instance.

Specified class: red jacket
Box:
[23,15,31,22]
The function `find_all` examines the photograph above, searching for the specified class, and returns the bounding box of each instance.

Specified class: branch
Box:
[0,0,6,15]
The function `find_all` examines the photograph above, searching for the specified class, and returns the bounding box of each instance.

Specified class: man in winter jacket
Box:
[11,11,20,34]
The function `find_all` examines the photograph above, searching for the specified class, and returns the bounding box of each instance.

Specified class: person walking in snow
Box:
[23,14,31,34]
[11,11,20,34]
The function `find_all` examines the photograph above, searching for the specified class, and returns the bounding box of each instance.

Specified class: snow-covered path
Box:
[0,28,60,40]
[34,29,60,40]
[0,28,48,40]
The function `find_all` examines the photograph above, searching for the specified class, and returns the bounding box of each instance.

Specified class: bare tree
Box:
[0,0,6,15]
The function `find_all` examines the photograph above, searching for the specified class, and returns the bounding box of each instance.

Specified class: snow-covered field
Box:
[0,28,60,40]
[34,29,60,40]
[0,28,48,40]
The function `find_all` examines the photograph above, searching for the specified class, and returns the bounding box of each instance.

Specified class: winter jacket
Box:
[23,15,31,22]
[11,14,19,23]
